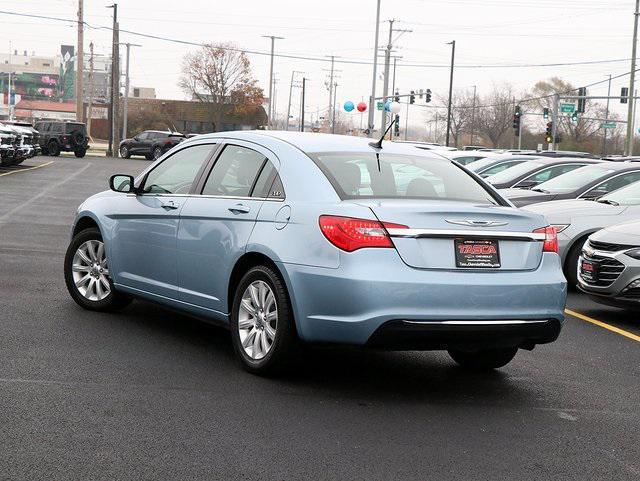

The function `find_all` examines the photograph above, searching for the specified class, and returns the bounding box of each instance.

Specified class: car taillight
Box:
[534,226,558,253]
[319,215,407,252]
[164,140,172,146]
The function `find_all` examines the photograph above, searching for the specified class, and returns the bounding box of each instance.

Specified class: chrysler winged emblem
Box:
[445,219,509,227]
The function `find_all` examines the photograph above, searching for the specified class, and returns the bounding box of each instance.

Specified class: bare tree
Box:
[179,43,264,131]
[474,84,517,148]
[436,89,476,147]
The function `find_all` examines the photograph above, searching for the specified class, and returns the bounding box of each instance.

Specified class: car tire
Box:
[230,265,299,375]
[565,237,588,289]
[145,153,154,161]
[448,347,518,370]
[153,146,163,160]
[64,227,131,312]
[48,141,60,157]
[74,148,87,158]
[119,145,131,159]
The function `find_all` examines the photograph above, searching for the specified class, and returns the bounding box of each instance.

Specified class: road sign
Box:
[601,122,617,129]
[560,103,575,113]
[376,101,384,111]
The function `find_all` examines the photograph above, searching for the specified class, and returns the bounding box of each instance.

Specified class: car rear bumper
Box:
[367,318,561,350]
[279,250,567,346]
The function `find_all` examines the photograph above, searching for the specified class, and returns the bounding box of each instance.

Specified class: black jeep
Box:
[34,121,89,158]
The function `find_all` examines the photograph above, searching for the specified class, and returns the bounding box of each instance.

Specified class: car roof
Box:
[193,130,453,158]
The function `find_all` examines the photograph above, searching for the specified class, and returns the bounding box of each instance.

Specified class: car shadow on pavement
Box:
[114,300,535,405]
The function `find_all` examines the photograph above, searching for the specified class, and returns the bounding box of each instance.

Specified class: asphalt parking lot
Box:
[1,155,639,481]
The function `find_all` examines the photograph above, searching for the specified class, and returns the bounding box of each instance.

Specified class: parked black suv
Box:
[34,121,89,158]
[119,130,185,160]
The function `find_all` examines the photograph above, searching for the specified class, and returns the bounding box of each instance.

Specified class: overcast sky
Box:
[1,0,637,129]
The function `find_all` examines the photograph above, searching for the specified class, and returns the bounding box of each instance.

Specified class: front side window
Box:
[479,160,523,177]
[587,171,640,196]
[311,152,499,204]
[518,164,585,186]
[142,144,214,194]
[202,145,267,197]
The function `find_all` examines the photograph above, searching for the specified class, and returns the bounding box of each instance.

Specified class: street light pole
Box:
[470,84,476,146]
[380,19,395,134]
[106,3,118,158]
[367,0,382,137]
[603,74,612,155]
[445,40,456,147]
[626,0,640,155]
[300,77,306,132]
[121,42,141,141]
[263,35,284,129]
[76,0,84,123]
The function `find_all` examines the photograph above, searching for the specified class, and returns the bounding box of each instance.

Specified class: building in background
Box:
[131,86,156,99]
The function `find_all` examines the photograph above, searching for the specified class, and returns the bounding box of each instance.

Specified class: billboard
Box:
[0,45,75,104]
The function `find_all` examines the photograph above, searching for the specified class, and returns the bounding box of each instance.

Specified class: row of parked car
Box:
[0,119,91,167]
[399,142,640,310]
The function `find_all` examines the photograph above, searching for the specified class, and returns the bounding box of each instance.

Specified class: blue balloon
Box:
[344,101,355,112]
[384,100,393,112]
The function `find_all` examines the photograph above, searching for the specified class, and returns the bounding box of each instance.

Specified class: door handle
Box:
[160,200,179,210]
[228,203,250,214]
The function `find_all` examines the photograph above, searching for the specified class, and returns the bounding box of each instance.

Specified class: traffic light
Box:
[513,105,521,131]
[543,107,549,119]
[409,90,415,104]
[545,122,553,143]
[577,87,587,113]
[394,114,400,137]
[425,89,432,103]
[621,87,629,104]
[571,111,578,122]
[394,91,400,102]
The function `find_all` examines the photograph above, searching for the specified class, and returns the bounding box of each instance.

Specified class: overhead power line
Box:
[0,10,634,70]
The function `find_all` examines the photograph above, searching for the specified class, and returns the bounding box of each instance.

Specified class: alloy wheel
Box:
[238,280,277,360]
[71,240,111,301]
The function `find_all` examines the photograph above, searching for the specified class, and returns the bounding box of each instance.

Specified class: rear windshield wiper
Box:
[596,198,619,206]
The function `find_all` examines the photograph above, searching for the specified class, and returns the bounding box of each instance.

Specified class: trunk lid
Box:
[350,199,546,270]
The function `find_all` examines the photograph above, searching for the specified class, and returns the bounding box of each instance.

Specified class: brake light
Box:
[319,215,407,252]
[164,140,172,146]
[534,226,558,253]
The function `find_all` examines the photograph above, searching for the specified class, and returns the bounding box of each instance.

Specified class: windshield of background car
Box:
[599,180,640,205]
[64,123,87,134]
[486,161,544,183]
[533,165,614,193]
[310,152,500,204]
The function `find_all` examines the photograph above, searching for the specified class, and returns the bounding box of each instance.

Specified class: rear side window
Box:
[64,123,86,134]
[202,145,267,197]
[311,152,499,204]
[479,160,523,177]
[252,162,285,199]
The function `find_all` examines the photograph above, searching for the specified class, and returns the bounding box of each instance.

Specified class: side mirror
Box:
[133,136,139,141]
[109,174,135,193]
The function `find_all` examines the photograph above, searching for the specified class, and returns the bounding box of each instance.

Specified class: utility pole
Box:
[285,70,303,131]
[551,93,560,150]
[86,42,94,140]
[121,42,141,141]
[106,3,118,157]
[627,0,640,155]
[603,74,612,155]
[445,40,456,147]
[380,20,411,134]
[7,41,12,121]
[300,77,306,132]
[470,85,476,146]
[332,82,338,134]
[326,55,336,133]
[272,74,278,126]
[263,35,284,129]
[76,0,84,123]
[404,102,409,140]
[367,0,382,137]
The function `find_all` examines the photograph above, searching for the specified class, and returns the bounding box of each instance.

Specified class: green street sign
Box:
[560,103,575,113]
[601,122,617,129]
[376,101,384,111]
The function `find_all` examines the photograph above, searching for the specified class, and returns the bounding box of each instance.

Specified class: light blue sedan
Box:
[64,131,566,374]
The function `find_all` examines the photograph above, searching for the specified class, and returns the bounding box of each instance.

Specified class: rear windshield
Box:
[310,151,500,204]
[64,123,87,134]
[486,161,544,184]
[534,165,614,193]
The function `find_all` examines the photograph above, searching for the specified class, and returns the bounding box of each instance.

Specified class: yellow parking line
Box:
[565,308,640,343]
[0,161,54,177]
